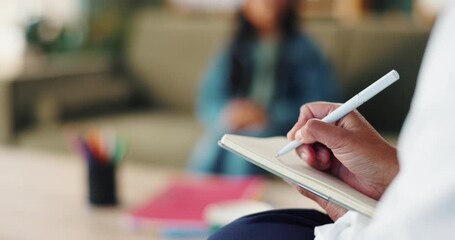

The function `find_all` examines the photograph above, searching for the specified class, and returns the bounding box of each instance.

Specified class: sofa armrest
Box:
[0,80,13,143]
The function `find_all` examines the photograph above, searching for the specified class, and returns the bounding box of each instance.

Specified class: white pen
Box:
[276,70,400,157]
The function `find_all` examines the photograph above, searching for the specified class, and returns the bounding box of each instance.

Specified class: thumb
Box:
[301,119,351,150]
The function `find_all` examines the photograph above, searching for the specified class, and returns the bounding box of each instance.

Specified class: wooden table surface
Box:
[0,146,321,240]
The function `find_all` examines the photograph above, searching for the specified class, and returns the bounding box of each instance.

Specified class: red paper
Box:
[129,176,265,227]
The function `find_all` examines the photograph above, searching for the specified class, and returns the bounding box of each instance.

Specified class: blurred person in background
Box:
[188,0,341,176]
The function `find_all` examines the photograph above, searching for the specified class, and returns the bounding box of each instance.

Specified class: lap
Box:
[209,209,333,240]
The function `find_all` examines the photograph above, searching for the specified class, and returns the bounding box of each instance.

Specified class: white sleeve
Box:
[317,2,455,239]
[314,211,370,240]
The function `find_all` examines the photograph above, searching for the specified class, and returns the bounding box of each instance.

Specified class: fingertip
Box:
[286,129,295,140]
[297,144,333,171]
[295,129,303,141]
[287,123,301,140]
[296,145,317,167]
[314,145,332,171]
[298,149,308,160]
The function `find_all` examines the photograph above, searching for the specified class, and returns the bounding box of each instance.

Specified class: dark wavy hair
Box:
[229,0,301,96]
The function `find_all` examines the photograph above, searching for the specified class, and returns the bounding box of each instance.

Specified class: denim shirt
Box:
[197,33,342,137]
[189,33,341,175]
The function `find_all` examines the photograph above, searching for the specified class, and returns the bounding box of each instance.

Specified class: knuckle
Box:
[306,119,318,128]
[299,104,309,113]
[299,104,310,118]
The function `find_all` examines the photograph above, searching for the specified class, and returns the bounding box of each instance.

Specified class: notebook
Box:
[128,175,265,227]
[219,134,378,217]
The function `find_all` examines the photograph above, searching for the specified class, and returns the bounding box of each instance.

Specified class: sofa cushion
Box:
[16,110,203,167]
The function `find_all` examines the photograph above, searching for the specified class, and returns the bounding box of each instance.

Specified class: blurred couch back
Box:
[127,9,430,133]
[127,11,233,113]
[306,20,429,132]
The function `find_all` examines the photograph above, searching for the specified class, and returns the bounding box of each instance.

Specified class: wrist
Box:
[374,143,399,198]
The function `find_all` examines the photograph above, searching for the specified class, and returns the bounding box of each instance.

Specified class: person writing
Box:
[210,0,455,239]
[189,0,340,176]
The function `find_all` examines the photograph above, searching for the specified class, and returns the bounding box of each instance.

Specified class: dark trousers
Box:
[209,209,333,240]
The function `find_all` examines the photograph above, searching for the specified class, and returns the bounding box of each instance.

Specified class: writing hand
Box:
[287,102,399,220]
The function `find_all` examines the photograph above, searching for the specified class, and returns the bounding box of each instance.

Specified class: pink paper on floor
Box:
[129,175,265,227]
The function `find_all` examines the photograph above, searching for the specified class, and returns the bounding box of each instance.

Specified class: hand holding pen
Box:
[283,70,401,220]
[277,70,400,157]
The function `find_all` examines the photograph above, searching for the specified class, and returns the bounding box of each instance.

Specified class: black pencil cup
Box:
[87,161,117,206]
